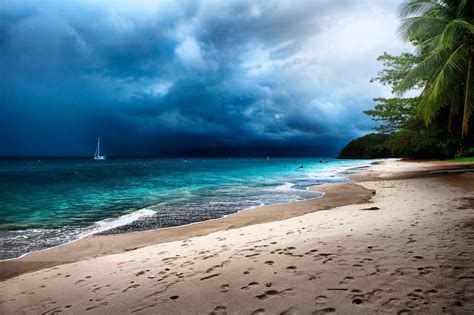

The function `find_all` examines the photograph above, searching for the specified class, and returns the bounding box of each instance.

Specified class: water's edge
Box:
[0,160,377,261]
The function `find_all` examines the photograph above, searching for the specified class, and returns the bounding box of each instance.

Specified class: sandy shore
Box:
[0,159,473,314]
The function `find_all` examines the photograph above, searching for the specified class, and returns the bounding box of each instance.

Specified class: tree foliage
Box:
[396,0,474,136]
[338,133,392,159]
[339,51,470,159]
[339,1,474,159]
[364,97,419,133]
[370,52,421,92]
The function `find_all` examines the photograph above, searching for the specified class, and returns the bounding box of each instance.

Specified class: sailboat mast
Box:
[94,137,106,160]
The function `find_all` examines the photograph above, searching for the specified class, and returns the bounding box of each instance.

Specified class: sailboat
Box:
[94,137,106,160]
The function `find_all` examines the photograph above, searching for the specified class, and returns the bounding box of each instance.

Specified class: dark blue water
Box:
[0,158,370,259]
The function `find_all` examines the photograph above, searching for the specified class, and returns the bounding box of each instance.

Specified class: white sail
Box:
[94,137,106,160]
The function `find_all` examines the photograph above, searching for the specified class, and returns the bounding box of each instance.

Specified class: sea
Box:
[0,158,372,260]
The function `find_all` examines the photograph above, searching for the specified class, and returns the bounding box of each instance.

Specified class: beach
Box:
[0,159,473,314]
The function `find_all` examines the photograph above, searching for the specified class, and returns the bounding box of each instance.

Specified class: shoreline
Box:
[0,159,473,313]
[0,159,372,263]
[0,159,471,282]
[0,181,374,282]
[0,189,322,264]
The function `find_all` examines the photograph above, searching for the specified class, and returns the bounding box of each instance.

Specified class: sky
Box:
[0,0,412,157]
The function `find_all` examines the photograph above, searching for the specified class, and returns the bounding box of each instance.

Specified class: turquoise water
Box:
[0,158,371,259]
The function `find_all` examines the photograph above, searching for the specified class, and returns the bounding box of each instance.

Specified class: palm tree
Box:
[396,0,474,136]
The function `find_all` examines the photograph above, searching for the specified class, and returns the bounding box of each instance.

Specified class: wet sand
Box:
[0,159,473,314]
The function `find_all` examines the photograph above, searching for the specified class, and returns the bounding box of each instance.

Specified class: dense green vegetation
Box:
[338,134,392,159]
[339,0,474,159]
[448,157,474,162]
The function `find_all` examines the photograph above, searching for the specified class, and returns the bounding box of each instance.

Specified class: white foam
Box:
[272,182,295,191]
[1,210,158,261]
[83,208,157,237]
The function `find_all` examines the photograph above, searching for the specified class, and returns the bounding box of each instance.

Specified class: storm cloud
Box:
[0,0,410,157]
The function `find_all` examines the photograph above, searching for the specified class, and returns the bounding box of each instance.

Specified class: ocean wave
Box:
[271,182,295,191]
[0,207,158,260]
[83,208,157,236]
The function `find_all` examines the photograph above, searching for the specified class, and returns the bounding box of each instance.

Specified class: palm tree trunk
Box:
[462,56,472,137]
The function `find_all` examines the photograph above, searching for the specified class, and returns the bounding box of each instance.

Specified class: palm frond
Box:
[416,34,440,54]
[398,15,448,42]
[448,92,460,132]
[421,44,469,124]
[398,0,445,18]
[395,46,451,93]
[457,0,471,17]
[452,19,474,33]
[397,0,474,136]
[437,19,473,49]
[418,90,443,124]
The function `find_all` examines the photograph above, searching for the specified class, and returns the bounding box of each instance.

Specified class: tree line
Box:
[339,0,474,159]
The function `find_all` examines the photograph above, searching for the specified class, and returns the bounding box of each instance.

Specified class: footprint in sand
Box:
[210,305,227,315]
[246,253,260,258]
[381,297,402,308]
[305,249,319,255]
[281,306,299,315]
[256,288,294,300]
[92,285,111,293]
[406,289,426,306]
[315,295,328,306]
[424,289,437,294]
[200,273,220,281]
[251,308,265,315]
[308,274,320,281]
[122,284,140,292]
[312,307,336,314]
[220,284,230,293]
[241,282,259,290]
[264,261,274,266]
[256,290,279,300]
[360,206,380,211]
[339,276,354,285]
[206,265,222,273]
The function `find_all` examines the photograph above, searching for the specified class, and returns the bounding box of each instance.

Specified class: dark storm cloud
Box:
[0,0,408,157]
